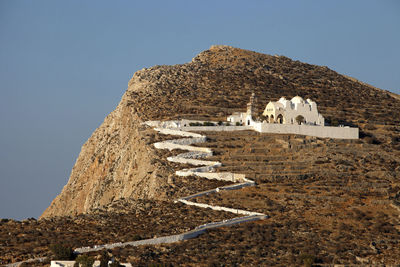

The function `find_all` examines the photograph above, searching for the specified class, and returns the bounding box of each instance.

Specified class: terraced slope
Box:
[0,199,237,265]
[96,129,400,265]
[42,45,400,218]
[3,124,399,265]
[9,45,399,265]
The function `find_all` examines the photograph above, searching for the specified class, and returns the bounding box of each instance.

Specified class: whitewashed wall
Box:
[253,122,358,139]
[181,125,253,131]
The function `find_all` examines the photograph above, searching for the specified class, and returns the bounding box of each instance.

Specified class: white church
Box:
[262,96,325,125]
[227,93,324,126]
[227,93,358,139]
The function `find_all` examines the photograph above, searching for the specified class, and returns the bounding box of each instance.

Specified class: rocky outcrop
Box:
[41,45,400,218]
[41,96,170,217]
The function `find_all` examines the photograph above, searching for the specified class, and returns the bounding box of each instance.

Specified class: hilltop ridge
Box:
[41,45,400,218]
[3,46,400,265]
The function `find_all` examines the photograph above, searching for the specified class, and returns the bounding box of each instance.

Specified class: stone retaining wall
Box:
[72,120,266,255]
[27,119,359,262]
[181,125,253,132]
[253,122,359,139]
[74,215,267,254]
[149,120,359,140]
[178,199,264,216]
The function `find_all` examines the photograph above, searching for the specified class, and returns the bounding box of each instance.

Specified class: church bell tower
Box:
[246,92,258,119]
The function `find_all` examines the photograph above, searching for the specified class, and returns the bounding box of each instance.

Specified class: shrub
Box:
[100,250,110,267]
[364,136,381,145]
[49,244,75,260]
[74,254,95,267]
[236,122,241,126]
[217,121,223,126]
[359,130,371,139]
[364,124,377,130]
[203,121,215,126]
[189,122,205,126]
[299,253,315,267]
[132,234,142,241]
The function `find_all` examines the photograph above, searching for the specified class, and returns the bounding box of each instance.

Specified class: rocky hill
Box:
[41,45,400,218]
[2,45,399,265]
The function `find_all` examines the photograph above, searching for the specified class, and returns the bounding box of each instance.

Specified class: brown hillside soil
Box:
[42,45,400,218]
[0,200,235,264]
[104,216,399,266]
[7,125,398,265]
[81,127,399,266]
[11,45,399,265]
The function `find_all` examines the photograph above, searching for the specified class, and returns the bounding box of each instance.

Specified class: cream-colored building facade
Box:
[262,96,325,125]
[225,93,357,139]
[227,94,325,126]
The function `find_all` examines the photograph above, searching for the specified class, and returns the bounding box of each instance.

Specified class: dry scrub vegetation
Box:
[98,129,399,266]
[2,46,400,265]
[0,200,235,264]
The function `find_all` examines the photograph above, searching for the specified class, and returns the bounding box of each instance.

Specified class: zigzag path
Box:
[73,120,267,254]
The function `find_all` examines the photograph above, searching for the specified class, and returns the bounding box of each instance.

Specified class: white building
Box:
[227,93,257,126]
[227,111,248,125]
[51,260,132,267]
[262,96,325,125]
[227,94,324,126]
[51,261,75,267]
[225,93,357,139]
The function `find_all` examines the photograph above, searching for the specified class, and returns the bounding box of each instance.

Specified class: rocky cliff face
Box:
[41,45,400,218]
[40,95,171,217]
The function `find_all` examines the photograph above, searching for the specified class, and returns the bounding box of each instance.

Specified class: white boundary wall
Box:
[148,120,358,140]
[181,125,253,131]
[23,119,360,265]
[50,260,132,267]
[253,122,358,139]
[74,215,267,254]
[178,199,264,216]
[51,261,75,267]
[49,121,268,257]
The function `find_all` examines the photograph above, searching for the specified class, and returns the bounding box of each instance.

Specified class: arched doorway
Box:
[270,115,274,123]
[277,114,284,124]
[295,115,305,125]
[265,115,269,123]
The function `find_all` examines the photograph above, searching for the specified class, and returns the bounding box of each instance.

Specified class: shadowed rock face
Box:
[41,45,400,218]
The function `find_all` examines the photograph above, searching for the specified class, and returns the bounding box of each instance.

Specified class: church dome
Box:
[291,96,304,104]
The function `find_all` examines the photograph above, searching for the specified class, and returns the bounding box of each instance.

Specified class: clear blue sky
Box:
[0,0,399,220]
